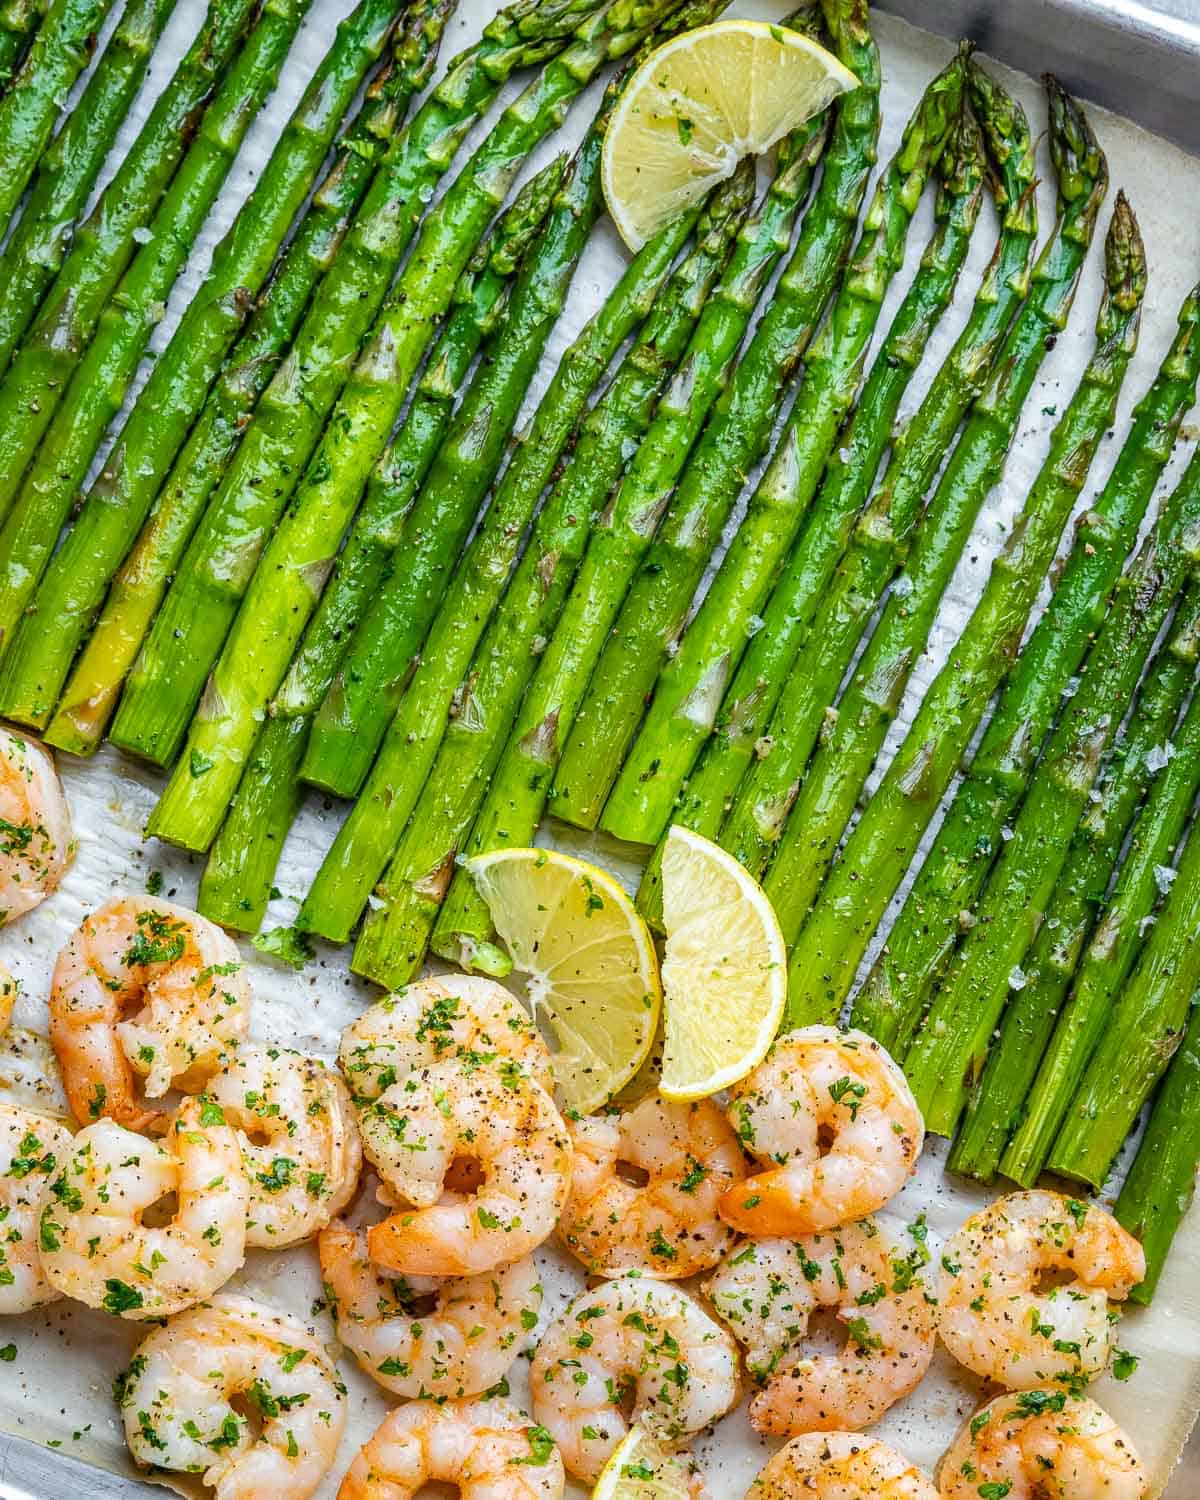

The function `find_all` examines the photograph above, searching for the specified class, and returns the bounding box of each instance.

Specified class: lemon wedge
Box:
[593,1423,697,1500]
[658,825,786,1099]
[601,18,858,249]
[464,847,661,1113]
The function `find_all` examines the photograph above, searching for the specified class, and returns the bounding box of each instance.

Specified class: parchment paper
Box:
[1,0,1199,1493]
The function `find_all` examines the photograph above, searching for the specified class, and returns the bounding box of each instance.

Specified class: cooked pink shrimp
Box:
[338,1395,565,1500]
[750,1433,938,1499]
[559,1094,746,1278]
[320,1219,541,1399]
[0,1102,73,1312]
[363,1060,571,1276]
[0,727,73,928]
[719,1027,922,1237]
[937,1190,1145,1388]
[49,895,251,1132]
[937,1389,1147,1500]
[706,1216,937,1435]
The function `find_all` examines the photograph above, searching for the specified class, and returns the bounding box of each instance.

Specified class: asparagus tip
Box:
[966,60,1034,211]
[1105,190,1148,313]
[1044,74,1108,208]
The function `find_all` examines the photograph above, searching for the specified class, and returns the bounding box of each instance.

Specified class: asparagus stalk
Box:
[1049,770,1200,1190]
[1002,626,1200,1184]
[300,152,760,946]
[147,0,694,853]
[43,0,453,757]
[904,459,1200,1138]
[0,0,113,234]
[0,0,315,666]
[1115,991,1200,1302]
[0,0,262,531]
[635,62,1031,929]
[0,0,47,87]
[0,0,176,371]
[197,153,567,931]
[950,575,1196,1182]
[303,0,819,801]
[850,280,1200,1048]
[0,0,407,716]
[553,51,967,833]
[109,0,622,769]
[348,170,756,983]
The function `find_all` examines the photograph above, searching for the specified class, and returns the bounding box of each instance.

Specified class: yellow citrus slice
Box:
[658,825,786,1100]
[601,18,858,250]
[593,1422,698,1500]
[464,847,661,1113]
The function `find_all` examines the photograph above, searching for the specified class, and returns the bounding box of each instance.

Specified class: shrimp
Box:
[0,1102,73,1312]
[0,726,73,928]
[530,1275,739,1483]
[119,1292,347,1500]
[340,976,552,1097]
[207,1044,360,1247]
[338,1395,564,1500]
[320,1219,541,1399]
[749,1433,938,1500]
[937,1189,1145,1389]
[362,1059,571,1276]
[937,1388,1147,1500]
[719,1026,923,1237]
[38,1094,248,1316]
[705,1216,937,1435]
[558,1094,747,1278]
[49,895,251,1133]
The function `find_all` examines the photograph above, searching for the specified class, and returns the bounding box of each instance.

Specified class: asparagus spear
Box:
[1115,991,1200,1302]
[147,0,694,854]
[0,0,406,716]
[0,0,176,371]
[904,459,1200,1137]
[197,155,572,933]
[0,0,46,87]
[300,152,762,946]
[1003,629,1200,1184]
[0,0,314,665]
[0,0,113,234]
[851,282,1200,1048]
[43,0,453,758]
[755,80,1105,956]
[635,61,1031,928]
[109,0,620,769]
[558,51,967,833]
[349,170,757,983]
[0,0,261,531]
[1049,763,1200,1190]
[302,0,819,801]
[950,576,1196,1182]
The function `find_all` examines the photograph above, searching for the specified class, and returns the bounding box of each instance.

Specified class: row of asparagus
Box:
[0,0,1195,1291]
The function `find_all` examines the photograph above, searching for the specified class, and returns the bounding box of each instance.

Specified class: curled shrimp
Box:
[719,1026,923,1237]
[362,1059,571,1277]
[559,1094,747,1278]
[38,1095,248,1316]
[750,1433,938,1499]
[119,1292,347,1499]
[937,1388,1147,1500]
[207,1044,360,1247]
[937,1189,1145,1388]
[0,1102,73,1312]
[338,1394,565,1500]
[320,1218,541,1399]
[706,1216,937,1435]
[530,1275,739,1482]
[49,895,251,1132]
[340,976,552,1096]
[0,726,73,928]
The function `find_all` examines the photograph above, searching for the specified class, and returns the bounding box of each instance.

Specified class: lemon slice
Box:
[659,825,786,1100]
[601,18,858,250]
[593,1423,697,1500]
[464,847,661,1113]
